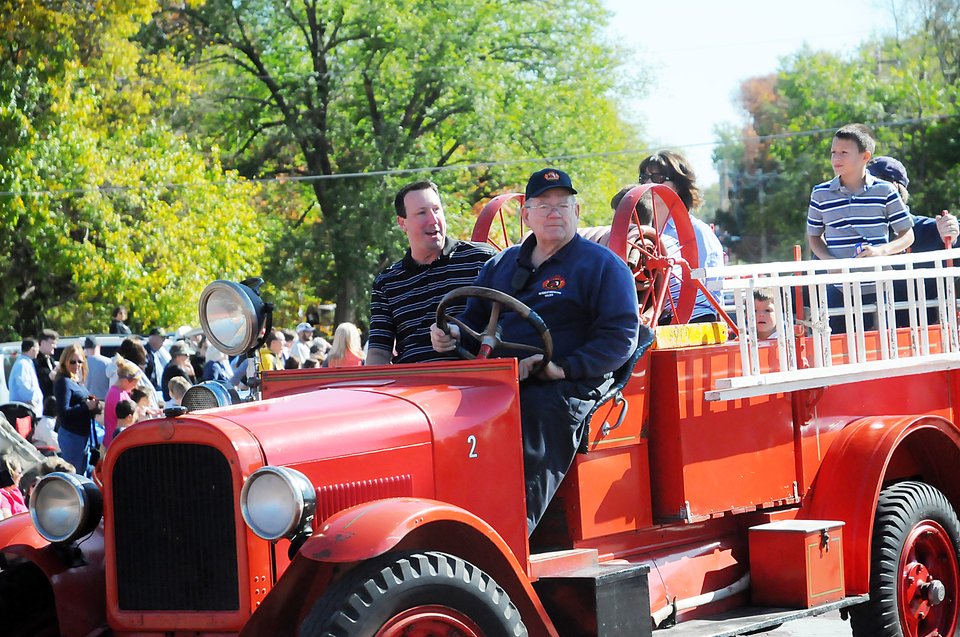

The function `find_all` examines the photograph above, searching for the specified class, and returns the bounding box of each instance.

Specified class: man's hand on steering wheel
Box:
[518,355,565,381]
[429,322,460,352]
[433,286,554,378]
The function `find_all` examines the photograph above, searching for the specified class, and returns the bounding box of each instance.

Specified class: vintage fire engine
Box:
[2,183,960,637]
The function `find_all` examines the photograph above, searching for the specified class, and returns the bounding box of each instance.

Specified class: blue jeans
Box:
[59,427,91,476]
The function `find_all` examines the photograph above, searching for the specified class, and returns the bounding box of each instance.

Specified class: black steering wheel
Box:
[435,286,554,377]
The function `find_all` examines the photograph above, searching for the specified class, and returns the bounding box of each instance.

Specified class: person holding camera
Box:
[54,344,103,476]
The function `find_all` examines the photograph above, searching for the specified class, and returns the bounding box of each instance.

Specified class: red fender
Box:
[0,515,106,637]
[241,498,558,637]
[0,511,47,551]
[801,415,960,594]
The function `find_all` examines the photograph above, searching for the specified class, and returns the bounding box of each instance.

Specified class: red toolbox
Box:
[749,519,845,608]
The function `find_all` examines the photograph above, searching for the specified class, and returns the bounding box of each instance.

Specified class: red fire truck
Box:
[2,183,959,637]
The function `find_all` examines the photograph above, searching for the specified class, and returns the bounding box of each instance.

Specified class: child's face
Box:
[831,137,871,180]
[754,299,777,337]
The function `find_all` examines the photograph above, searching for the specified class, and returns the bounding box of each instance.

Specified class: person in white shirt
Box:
[32,396,60,452]
[291,323,314,365]
[8,339,43,417]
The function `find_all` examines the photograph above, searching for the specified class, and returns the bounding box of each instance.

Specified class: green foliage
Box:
[715,16,960,264]
[0,0,266,339]
[155,0,640,323]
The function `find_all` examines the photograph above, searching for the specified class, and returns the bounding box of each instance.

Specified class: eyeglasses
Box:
[524,203,575,215]
[640,172,672,184]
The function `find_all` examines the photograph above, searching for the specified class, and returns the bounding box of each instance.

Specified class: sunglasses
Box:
[68,359,83,365]
[640,172,672,184]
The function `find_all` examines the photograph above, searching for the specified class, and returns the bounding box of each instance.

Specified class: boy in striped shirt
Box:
[807,123,914,260]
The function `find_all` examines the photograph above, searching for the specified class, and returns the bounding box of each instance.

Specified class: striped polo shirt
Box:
[807,173,913,258]
[368,238,496,363]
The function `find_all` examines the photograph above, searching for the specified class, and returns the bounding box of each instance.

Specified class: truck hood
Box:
[193,386,433,467]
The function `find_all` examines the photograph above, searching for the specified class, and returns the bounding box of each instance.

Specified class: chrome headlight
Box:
[29,473,103,544]
[182,380,241,412]
[240,466,316,541]
[199,279,269,356]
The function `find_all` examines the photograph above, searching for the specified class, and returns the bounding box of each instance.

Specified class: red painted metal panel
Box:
[562,446,652,540]
[649,343,797,521]
[583,353,652,452]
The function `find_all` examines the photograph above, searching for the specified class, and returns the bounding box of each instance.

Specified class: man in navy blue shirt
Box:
[431,168,640,534]
[866,156,958,251]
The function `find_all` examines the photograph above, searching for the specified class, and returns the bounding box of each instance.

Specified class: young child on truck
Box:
[807,123,914,260]
[753,290,778,340]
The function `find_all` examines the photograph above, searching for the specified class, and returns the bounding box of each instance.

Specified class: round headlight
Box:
[240,467,316,541]
[199,280,266,356]
[30,473,103,544]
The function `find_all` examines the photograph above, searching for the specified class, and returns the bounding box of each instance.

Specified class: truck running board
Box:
[664,594,868,636]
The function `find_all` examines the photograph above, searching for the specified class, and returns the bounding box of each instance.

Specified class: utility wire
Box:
[0,112,956,199]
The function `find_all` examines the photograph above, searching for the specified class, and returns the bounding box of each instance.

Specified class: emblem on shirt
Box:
[542,276,566,290]
[544,171,560,181]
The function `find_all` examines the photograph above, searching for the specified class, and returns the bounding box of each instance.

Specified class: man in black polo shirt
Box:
[367,180,495,365]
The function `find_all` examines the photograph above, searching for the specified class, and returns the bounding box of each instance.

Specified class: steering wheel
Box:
[435,286,554,377]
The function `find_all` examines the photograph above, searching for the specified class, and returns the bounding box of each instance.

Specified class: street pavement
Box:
[764,611,851,636]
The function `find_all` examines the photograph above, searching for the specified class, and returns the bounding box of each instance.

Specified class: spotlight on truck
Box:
[198,278,272,357]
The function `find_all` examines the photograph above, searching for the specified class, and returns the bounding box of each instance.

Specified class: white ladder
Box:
[696,248,960,401]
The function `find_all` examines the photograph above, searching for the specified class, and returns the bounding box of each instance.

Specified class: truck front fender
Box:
[801,414,960,594]
[0,514,106,637]
[241,497,557,637]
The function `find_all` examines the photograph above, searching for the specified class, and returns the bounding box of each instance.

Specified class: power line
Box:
[0,112,956,199]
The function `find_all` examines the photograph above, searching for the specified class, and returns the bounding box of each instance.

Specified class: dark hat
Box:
[867,156,909,188]
[148,327,166,337]
[83,336,98,349]
[169,342,192,358]
[525,168,578,200]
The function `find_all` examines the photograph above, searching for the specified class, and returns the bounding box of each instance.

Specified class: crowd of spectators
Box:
[2,317,367,492]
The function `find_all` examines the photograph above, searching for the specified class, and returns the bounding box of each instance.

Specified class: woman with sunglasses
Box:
[638,150,725,323]
[54,344,102,475]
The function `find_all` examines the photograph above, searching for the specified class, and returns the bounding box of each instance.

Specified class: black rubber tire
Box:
[299,550,527,637]
[850,480,960,637]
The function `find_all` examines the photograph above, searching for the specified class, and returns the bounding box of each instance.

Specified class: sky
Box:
[602,0,902,184]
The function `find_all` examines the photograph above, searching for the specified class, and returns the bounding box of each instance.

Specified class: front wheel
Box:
[299,551,527,637]
[850,480,960,637]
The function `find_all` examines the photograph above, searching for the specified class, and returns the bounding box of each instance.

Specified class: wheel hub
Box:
[900,522,960,637]
[376,605,485,637]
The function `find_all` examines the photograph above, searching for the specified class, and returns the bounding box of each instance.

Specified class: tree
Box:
[0,0,266,339]
[153,0,639,324]
[715,21,960,264]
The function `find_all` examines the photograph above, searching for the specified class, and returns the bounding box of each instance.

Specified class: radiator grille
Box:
[113,444,240,611]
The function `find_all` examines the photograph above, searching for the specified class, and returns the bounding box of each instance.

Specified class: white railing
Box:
[695,248,960,401]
